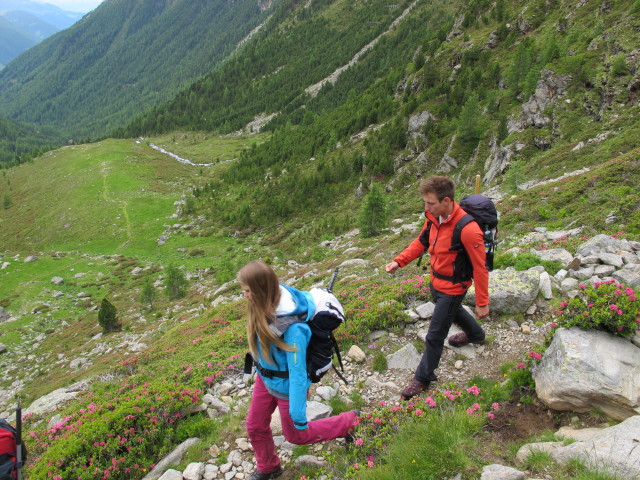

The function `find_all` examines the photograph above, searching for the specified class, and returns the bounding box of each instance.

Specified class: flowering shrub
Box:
[324,386,501,478]
[554,280,639,338]
[26,381,203,479]
[337,273,428,343]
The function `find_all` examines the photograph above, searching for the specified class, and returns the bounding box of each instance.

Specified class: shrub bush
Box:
[553,280,640,338]
[494,252,563,275]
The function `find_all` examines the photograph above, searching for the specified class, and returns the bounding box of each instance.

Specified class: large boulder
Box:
[576,233,635,256]
[550,415,640,480]
[24,381,89,416]
[466,268,540,315]
[532,328,640,420]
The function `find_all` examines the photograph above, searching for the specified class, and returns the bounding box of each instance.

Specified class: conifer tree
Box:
[458,94,482,145]
[358,183,388,237]
[98,298,121,333]
[165,264,189,300]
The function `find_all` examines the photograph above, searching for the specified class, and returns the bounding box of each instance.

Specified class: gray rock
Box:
[403,309,420,323]
[480,464,526,480]
[550,415,640,479]
[555,425,607,442]
[560,277,579,291]
[538,271,553,299]
[346,345,366,363]
[142,438,201,480]
[386,343,421,370]
[202,394,230,414]
[570,266,594,280]
[339,259,369,268]
[24,381,89,416]
[0,344,6,354]
[51,276,64,285]
[0,307,9,322]
[596,252,624,268]
[183,462,205,480]
[593,264,616,276]
[612,264,640,287]
[554,269,568,281]
[316,386,337,401]
[366,330,388,342]
[24,255,38,263]
[515,441,564,465]
[621,252,640,265]
[203,464,219,480]
[467,269,539,315]
[415,302,435,319]
[533,328,640,420]
[294,454,328,468]
[530,248,574,266]
[577,234,633,256]
[157,470,183,480]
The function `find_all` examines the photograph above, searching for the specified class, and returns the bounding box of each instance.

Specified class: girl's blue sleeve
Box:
[284,323,312,430]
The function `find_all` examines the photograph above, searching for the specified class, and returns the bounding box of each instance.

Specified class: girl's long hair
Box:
[237,260,296,365]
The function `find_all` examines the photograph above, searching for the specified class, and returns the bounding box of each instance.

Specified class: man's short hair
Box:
[419,176,455,202]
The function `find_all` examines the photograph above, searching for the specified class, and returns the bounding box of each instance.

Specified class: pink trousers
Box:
[246,375,357,474]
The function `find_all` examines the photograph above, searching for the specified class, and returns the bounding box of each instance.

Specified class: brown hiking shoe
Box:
[400,379,430,400]
[448,332,485,348]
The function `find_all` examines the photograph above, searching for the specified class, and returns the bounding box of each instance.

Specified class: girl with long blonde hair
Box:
[238,260,357,480]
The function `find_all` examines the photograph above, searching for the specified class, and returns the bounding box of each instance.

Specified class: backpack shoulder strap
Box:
[416,220,433,267]
[450,214,474,251]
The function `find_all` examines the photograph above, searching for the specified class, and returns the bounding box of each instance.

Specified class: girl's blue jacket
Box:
[255,285,316,430]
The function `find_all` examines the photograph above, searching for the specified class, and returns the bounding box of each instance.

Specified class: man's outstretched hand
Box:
[385,261,400,273]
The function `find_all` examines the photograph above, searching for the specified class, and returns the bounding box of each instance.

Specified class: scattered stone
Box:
[157,470,182,480]
[415,302,435,319]
[346,345,366,363]
[141,438,201,480]
[294,455,327,468]
[481,464,526,480]
[51,276,64,285]
[386,344,421,370]
[183,463,205,480]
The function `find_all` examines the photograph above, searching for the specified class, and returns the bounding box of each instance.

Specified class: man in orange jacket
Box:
[386,176,490,400]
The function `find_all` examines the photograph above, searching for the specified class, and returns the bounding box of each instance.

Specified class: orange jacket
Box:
[394,202,489,307]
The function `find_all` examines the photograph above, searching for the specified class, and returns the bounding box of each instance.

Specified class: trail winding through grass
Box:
[101,161,133,246]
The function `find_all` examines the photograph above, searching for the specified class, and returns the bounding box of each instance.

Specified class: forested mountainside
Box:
[0,0,279,140]
[0,15,38,67]
[121,0,640,239]
[0,115,60,165]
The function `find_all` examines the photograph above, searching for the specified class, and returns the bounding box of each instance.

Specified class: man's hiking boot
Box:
[448,332,485,348]
[247,466,283,480]
[400,379,430,400]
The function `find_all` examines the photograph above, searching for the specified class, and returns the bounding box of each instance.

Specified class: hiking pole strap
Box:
[330,335,348,385]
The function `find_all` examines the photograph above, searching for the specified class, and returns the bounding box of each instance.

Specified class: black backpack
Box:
[0,417,26,480]
[244,269,348,384]
[418,194,498,283]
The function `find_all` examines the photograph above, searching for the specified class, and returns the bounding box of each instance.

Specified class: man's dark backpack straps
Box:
[416,220,433,268]
[449,214,474,251]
